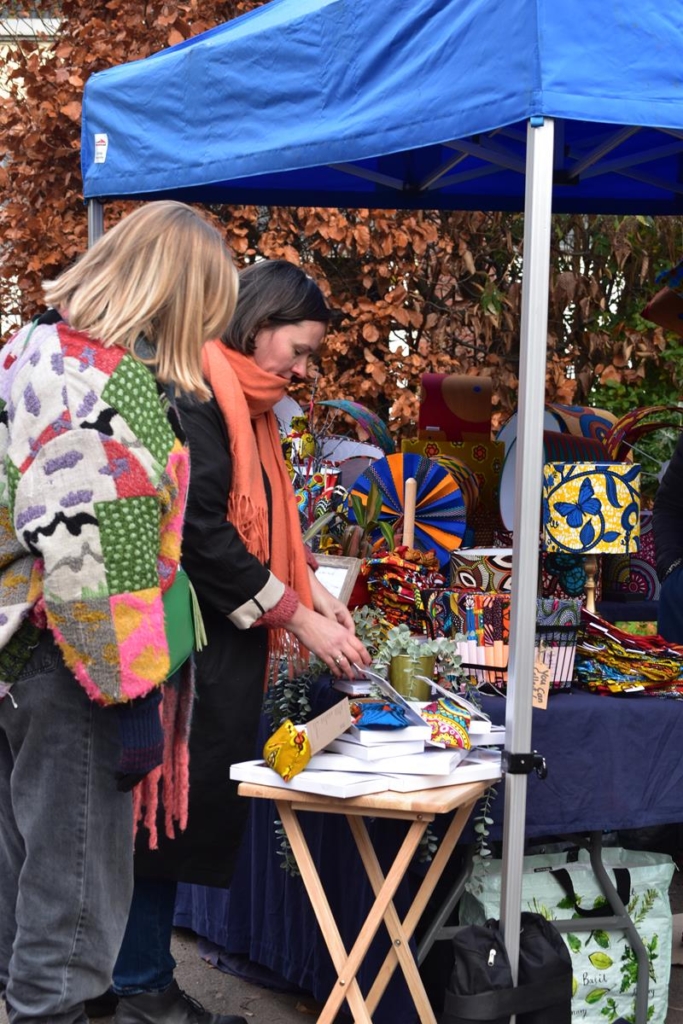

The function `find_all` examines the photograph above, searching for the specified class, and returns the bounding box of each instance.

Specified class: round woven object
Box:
[348,451,467,566]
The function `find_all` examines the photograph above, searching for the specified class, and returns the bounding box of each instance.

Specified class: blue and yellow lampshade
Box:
[542,462,641,555]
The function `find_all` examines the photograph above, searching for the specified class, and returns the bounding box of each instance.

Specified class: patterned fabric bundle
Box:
[420,697,471,748]
[575,610,683,694]
[425,589,510,640]
[263,718,312,782]
[349,698,409,729]
[362,551,445,628]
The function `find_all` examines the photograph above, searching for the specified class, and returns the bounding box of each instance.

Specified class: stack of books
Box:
[230,677,503,798]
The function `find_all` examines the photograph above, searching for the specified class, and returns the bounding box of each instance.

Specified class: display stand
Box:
[237,778,489,1024]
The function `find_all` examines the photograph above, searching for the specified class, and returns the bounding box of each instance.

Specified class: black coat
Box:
[134,395,272,888]
[652,432,683,582]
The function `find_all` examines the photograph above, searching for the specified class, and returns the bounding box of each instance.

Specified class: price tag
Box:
[532,657,551,709]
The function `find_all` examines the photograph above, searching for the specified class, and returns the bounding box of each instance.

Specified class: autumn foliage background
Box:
[1,0,683,445]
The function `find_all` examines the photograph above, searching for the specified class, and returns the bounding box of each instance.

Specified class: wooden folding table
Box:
[237,779,491,1024]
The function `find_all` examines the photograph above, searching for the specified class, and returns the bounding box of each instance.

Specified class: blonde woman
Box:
[0,201,238,1024]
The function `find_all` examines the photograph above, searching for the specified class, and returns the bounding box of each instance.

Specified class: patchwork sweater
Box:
[0,314,189,705]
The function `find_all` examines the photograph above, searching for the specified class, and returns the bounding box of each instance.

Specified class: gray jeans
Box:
[0,632,134,1024]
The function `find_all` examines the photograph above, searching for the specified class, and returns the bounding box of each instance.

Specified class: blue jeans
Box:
[112,877,178,995]
[0,632,133,1024]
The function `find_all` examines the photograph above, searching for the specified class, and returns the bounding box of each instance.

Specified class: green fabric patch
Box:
[0,620,44,684]
[96,495,160,595]
[5,458,20,521]
[102,355,174,468]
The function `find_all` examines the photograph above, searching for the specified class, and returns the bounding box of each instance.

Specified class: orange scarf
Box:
[202,341,312,670]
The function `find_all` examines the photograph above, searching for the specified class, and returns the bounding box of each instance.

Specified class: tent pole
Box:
[87,199,104,247]
[499,117,554,984]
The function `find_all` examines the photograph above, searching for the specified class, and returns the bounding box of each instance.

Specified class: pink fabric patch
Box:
[111,591,168,700]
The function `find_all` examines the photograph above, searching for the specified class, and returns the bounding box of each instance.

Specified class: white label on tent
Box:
[94,134,108,164]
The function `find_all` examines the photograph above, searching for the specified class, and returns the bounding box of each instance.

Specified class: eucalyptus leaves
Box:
[373,622,465,684]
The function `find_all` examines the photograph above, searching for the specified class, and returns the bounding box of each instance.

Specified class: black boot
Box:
[113,980,246,1024]
[85,990,120,1017]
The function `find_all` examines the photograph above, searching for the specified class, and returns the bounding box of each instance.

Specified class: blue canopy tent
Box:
[82,0,683,215]
[81,2,683,1018]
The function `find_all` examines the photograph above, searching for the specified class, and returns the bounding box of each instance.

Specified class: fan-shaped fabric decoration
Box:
[348,452,468,566]
[604,405,683,461]
[317,399,395,454]
[432,455,480,515]
[546,404,617,444]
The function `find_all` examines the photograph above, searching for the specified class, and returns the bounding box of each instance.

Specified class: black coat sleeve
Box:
[652,432,683,581]
[176,394,273,616]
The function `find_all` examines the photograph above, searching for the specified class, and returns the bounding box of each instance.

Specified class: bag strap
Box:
[550,866,631,918]
[442,975,570,1021]
[188,575,207,651]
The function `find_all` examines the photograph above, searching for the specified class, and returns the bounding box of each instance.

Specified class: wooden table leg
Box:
[276,800,428,1024]
[347,814,437,1024]
[276,801,371,1023]
[364,796,480,1016]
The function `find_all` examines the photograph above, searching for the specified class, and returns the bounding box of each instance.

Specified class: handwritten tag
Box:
[532,658,551,709]
[302,697,353,754]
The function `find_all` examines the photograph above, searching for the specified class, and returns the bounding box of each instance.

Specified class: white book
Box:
[229,760,389,799]
[332,678,377,697]
[382,753,502,792]
[467,719,498,734]
[469,726,506,747]
[308,747,468,775]
[326,736,426,760]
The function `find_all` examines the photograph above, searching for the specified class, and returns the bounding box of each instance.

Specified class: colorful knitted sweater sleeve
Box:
[0,318,189,705]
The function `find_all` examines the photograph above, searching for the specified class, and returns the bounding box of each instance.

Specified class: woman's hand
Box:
[286,602,372,679]
[308,566,355,630]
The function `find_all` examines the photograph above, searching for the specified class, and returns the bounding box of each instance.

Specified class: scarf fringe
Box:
[132,659,194,850]
[267,628,309,686]
[230,492,269,563]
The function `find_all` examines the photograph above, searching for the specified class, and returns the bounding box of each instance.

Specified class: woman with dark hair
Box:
[107,260,371,1024]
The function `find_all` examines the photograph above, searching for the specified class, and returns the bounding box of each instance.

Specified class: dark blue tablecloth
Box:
[175,684,683,1022]
[474,687,683,840]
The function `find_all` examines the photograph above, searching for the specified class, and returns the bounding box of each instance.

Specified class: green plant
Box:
[351,604,393,658]
[468,785,498,895]
[373,622,466,687]
[343,481,396,558]
[262,661,321,879]
[273,818,301,877]
[262,661,319,731]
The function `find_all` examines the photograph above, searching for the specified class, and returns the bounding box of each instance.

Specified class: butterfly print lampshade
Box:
[542,462,641,613]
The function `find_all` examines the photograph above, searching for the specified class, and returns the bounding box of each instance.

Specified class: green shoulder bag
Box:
[162,567,207,676]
